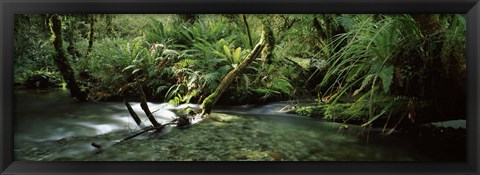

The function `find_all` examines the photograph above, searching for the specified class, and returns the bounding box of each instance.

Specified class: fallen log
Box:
[201,30,267,115]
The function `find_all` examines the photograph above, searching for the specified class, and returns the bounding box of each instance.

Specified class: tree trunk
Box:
[201,31,267,115]
[50,15,87,101]
[261,20,275,64]
[242,14,253,49]
[86,15,95,58]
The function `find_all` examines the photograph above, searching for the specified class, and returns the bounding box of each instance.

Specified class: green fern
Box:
[378,65,394,94]
[337,15,356,31]
[200,71,221,91]
[270,77,293,95]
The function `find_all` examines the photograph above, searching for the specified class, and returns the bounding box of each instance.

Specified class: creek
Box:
[14,88,465,161]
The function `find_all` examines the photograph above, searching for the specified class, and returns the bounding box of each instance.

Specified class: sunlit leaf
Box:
[223,45,232,60]
[132,68,142,75]
[232,47,242,62]
[122,65,136,72]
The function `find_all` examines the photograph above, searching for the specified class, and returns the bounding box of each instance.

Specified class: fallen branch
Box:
[119,122,173,142]
[93,88,197,152]
[91,120,177,151]
[137,83,161,127]
[124,99,143,126]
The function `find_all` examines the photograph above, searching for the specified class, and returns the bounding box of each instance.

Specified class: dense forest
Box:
[14,14,466,161]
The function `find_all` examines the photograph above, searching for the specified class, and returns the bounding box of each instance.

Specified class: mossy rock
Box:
[288,105,327,118]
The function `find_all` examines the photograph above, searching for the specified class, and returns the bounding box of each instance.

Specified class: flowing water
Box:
[14,88,465,161]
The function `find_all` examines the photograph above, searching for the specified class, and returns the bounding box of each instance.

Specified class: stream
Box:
[14,88,465,161]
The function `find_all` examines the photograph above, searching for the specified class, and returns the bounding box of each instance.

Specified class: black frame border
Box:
[1,0,479,174]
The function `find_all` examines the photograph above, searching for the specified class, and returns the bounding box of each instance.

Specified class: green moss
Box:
[290,103,368,123]
[201,92,218,115]
[290,95,435,126]
[289,105,327,118]
[324,103,367,123]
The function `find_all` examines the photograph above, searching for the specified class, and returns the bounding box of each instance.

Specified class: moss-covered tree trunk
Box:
[261,20,275,64]
[50,15,87,101]
[86,15,95,58]
[201,31,267,115]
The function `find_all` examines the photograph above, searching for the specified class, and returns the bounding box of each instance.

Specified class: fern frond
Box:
[353,74,374,96]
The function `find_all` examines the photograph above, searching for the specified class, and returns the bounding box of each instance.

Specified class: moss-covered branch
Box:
[201,31,267,115]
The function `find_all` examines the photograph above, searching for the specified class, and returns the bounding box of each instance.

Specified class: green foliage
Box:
[312,14,466,126]
[319,16,401,96]
[290,103,367,123]
[290,105,327,118]
[14,14,317,104]
[324,103,366,122]
[21,69,64,88]
[308,15,466,126]
[145,15,273,104]
[439,14,467,75]
[145,17,176,46]
[250,64,294,101]
[14,13,465,125]
[14,39,56,84]
[337,16,356,31]
[375,64,394,94]
[14,15,56,84]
